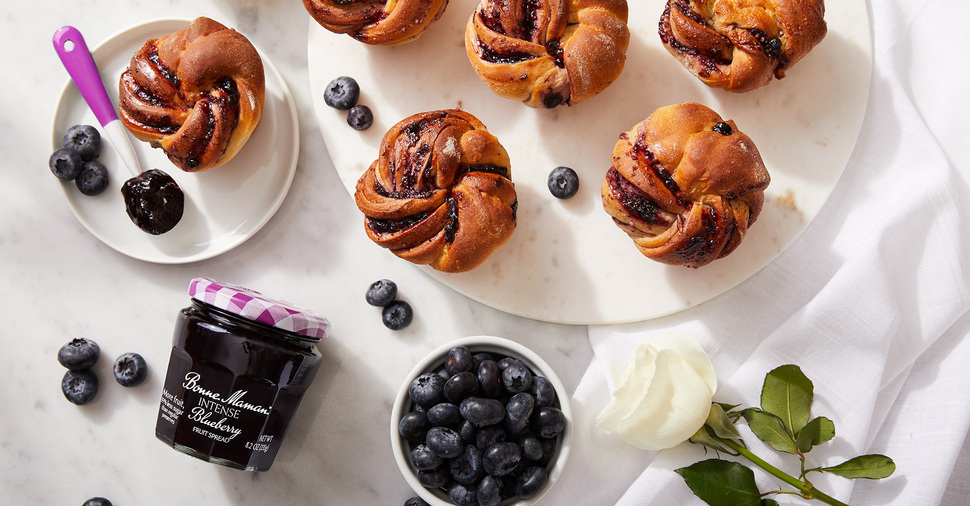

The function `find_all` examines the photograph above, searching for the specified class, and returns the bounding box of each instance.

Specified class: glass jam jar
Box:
[155,277,330,471]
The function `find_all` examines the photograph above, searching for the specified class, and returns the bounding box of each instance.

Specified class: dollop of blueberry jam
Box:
[713,122,734,136]
[120,169,185,235]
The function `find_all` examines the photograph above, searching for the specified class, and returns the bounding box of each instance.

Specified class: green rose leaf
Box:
[795,416,836,453]
[675,459,763,506]
[822,454,896,479]
[761,364,814,437]
[742,408,798,454]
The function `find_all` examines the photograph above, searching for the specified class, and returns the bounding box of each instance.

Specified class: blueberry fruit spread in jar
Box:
[156,277,330,471]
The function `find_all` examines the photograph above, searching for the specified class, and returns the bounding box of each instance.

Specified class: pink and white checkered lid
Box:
[188,277,330,341]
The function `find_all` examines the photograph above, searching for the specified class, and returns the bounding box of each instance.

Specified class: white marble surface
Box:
[0,1,588,504]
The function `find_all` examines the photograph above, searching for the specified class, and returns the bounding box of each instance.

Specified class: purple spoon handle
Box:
[52,26,117,127]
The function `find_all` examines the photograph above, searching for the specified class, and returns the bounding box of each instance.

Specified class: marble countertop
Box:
[4,0,970,505]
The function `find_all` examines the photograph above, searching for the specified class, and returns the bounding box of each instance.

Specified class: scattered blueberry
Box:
[404,498,430,506]
[365,279,397,307]
[63,124,101,161]
[62,369,99,405]
[49,148,83,181]
[76,160,110,196]
[82,498,113,506]
[347,104,374,131]
[57,338,100,370]
[324,76,361,111]
[113,352,148,387]
[382,300,413,330]
[713,121,734,136]
[547,166,579,199]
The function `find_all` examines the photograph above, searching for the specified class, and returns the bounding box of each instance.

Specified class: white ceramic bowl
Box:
[390,336,573,505]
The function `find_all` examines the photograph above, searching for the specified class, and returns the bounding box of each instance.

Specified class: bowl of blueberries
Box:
[391,336,572,506]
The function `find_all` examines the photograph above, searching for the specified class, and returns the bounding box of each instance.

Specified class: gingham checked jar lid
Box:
[187,277,330,341]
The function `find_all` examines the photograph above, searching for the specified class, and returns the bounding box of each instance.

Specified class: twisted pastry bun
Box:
[118,17,265,172]
[659,0,826,93]
[601,103,770,268]
[303,0,449,46]
[354,109,517,273]
[464,0,630,108]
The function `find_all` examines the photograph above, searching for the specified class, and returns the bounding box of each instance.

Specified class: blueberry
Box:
[502,361,533,393]
[459,419,477,443]
[713,122,734,136]
[57,338,100,370]
[365,279,397,307]
[504,392,535,433]
[460,396,506,427]
[477,359,503,397]
[417,467,449,489]
[475,425,507,451]
[49,148,83,181]
[547,166,579,199]
[448,482,478,506]
[410,443,443,470]
[347,104,374,131]
[409,372,446,408]
[476,475,503,506]
[533,406,566,439]
[449,444,483,484]
[82,498,113,506]
[530,376,556,407]
[497,356,522,370]
[324,76,360,111]
[520,434,543,461]
[76,160,110,196]
[482,442,521,477]
[443,371,479,404]
[404,498,429,506]
[427,402,462,427]
[514,466,548,499]
[61,369,99,405]
[113,352,148,387]
[425,426,463,458]
[63,125,101,161]
[445,346,473,375]
[382,300,413,330]
[399,410,431,443]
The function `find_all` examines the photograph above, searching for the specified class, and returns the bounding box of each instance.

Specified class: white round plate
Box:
[52,18,299,264]
[307,0,871,324]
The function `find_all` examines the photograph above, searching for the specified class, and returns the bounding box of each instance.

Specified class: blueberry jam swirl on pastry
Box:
[601,102,770,268]
[464,0,630,108]
[659,0,826,92]
[303,0,450,46]
[354,109,517,273]
[118,17,265,172]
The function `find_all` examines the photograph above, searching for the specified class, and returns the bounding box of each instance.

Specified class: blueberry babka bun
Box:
[118,17,265,172]
[354,109,517,273]
[659,0,827,92]
[465,0,630,108]
[303,0,450,45]
[601,102,770,268]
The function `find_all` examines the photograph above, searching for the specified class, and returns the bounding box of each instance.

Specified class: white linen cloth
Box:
[547,2,970,505]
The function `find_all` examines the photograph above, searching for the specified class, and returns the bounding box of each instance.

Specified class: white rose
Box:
[595,330,717,451]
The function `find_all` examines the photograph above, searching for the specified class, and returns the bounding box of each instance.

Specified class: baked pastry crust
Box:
[601,102,770,267]
[303,0,450,46]
[354,109,517,273]
[118,17,265,172]
[659,0,827,92]
[464,0,630,108]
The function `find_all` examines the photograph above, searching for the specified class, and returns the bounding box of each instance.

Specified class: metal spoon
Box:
[53,25,184,235]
